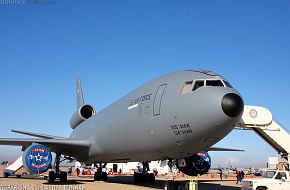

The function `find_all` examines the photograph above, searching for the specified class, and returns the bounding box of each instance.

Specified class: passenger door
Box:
[153,84,167,116]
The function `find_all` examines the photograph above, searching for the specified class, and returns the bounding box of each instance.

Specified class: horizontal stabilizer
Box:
[205,147,244,152]
[0,138,90,159]
[11,129,66,139]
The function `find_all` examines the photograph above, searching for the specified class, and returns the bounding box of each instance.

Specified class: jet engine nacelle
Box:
[22,144,52,174]
[176,151,211,176]
[70,104,95,129]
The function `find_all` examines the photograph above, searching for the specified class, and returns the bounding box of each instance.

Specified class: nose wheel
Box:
[47,153,68,183]
[133,161,155,183]
[94,163,108,181]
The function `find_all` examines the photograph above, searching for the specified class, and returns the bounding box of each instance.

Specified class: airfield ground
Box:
[0,175,243,190]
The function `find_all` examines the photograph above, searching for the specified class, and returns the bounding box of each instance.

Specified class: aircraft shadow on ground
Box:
[41,176,164,189]
[199,180,241,190]
[107,176,164,189]
[1,176,241,189]
[42,180,86,185]
[107,177,242,190]
[0,176,44,181]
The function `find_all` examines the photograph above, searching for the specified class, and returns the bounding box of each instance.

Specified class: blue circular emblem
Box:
[177,150,211,176]
[193,151,211,172]
[23,144,52,174]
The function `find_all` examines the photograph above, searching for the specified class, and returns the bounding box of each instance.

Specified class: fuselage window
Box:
[180,81,193,95]
[192,80,204,91]
[223,80,233,88]
[206,80,224,87]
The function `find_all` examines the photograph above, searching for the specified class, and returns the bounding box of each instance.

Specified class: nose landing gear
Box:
[94,163,108,181]
[134,161,155,183]
[47,153,68,183]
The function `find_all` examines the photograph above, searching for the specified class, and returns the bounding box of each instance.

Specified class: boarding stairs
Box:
[237,105,290,161]
[3,156,23,176]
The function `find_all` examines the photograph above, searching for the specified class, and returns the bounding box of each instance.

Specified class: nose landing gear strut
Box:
[134,161,155,183]
[94,163,108,181]
[47,153,68,183]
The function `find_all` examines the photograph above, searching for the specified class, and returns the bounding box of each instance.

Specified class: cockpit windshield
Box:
[180,79,233,95]
[206,80,224,87]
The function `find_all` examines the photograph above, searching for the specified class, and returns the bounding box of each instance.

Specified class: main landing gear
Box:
[94,163,108,181]
[47,153,68,183]
[134,161,155,183]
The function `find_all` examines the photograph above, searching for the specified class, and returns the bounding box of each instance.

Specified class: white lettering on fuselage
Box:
[128,94,152,110]
[128,103,139,110]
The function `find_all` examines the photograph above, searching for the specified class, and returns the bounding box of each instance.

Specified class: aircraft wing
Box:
[11,129,66,139]
[205,147,244,151]
[0,138,90,159]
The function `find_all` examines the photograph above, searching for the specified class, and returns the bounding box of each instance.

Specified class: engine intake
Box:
[176,151,211,176]
[70,104,95,129]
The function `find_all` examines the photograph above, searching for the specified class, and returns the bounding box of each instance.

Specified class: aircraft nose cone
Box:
[221,93,244,118]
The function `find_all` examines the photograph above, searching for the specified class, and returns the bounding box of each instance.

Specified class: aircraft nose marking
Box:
[221,93,244,118]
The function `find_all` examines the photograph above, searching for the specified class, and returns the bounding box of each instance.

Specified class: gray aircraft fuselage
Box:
[70,70,244,164]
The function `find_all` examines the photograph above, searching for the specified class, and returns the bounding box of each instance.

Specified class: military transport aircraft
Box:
[0,70,244,183]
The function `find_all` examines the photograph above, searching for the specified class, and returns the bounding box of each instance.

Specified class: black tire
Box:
[101,172,108,181]
[48,171,56,183]
[94,172,107,181]
[256,187,267,190]
[4,173,9,178]
[94,172,100,181]
[16,175,21,178]
[59,171,67,183]
[144,173,151,183]
[148,173,155,183]
[134,172,142,183]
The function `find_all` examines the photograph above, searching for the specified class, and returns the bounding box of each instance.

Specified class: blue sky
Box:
[0,0,289,168]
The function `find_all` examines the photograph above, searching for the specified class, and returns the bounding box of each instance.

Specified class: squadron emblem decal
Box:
[23,144,52,174]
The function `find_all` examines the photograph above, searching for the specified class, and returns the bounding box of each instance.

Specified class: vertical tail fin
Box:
[76,78,84,109]
[70,78,95,129]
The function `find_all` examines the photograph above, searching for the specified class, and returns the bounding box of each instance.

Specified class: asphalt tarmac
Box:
[0,175,242,190]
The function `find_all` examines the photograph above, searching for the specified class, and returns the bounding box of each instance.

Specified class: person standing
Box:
[68,167,72,176]
[241,170,245,180]
[76,167,80,177]
[236,171,242,184]
[218,169,223,180]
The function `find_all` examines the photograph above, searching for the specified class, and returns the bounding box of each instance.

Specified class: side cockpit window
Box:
[192,80,204,91]
[180,81,193,95]
[223,80,233,88]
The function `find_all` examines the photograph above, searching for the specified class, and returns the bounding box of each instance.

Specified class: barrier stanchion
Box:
[164,174,200,190]
[188,175,199,190]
